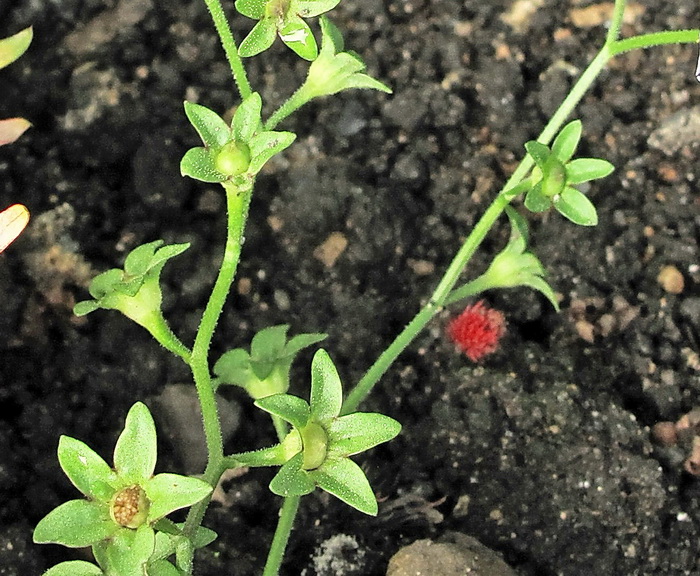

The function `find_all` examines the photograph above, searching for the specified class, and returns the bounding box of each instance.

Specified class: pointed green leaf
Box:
[251,325,289,361]
[214,348,253,386]
[239,20,277,58]
[183,102,230,148]
[341,73,392,93]
[233,92,262,143]
[150,243,190,270]
[43,561,103,576]
[191,525,218,549]
[181,147,227,183]
[313,457,377,515]
[553,187,598,226]
[269,452,315,497]
[256,394,311,428]
[73,300,100,316]
[89,269,124,299]
[279,17,318,61]
[0,27,32,70]
[248,131,296,174]
[566,158,614,184]
[328,413,401,456]
[520,276,560,312]
[504,206,529,252]
[524,141,551,168]
[113,402,157,483]
[551,120,582,163]
[309,350,342,422]
[145,474,212,522]
[58,436,118,502]
[34,500,116,547]
[297,0,342,18]
[524,183,551,213]
[285,332,327,356]
[235,0,266,19]
[318,15,344,54]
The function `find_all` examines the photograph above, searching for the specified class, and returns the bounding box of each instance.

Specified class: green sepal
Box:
[279,17,318,61]
[296,0,342,17]
[113,402,157,484]
[183,102,230,149]
[99,524,155,576]
[33,500,117,548]
[58,436,118,502]
[235,0,266,19]
[43,561,103,576]
[180,147,228,182]
[239,19,277,58]
[309,349,342,422]
[551,119,582,163]
[553,187,598,226]
[0,27,32,70]
[524,182,550,213]
[147,560,181,576]
[269,452,315,497]
[327,412,401,457]
[250,324,290,377]
[248,131,297,175]
[524,140,551,168]
[255,394,311,429]
[231,442,290,467]
[144,473,212,523]
[313,457,378,515]
[565,157,614,184]
[232,92,263,143]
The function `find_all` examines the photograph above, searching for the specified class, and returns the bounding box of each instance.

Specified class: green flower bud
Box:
[215,141,251,176]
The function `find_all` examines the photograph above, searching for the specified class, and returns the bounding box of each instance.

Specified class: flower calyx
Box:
[34,402,213,576]
[213,324,327,398]
[180,92,295,187]
[524,119,614,226]
[236,0,341,60]
[233,349,401,515]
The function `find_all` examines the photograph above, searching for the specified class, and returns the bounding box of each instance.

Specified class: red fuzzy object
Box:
[447,301,506,362]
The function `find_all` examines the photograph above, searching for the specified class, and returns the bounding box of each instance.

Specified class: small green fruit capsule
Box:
[110,485,150,529]
[215,141,251,177]
[541,160,566,198]
[301,422,329,470]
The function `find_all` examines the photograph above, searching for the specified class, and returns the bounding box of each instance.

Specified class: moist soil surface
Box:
[1,0,699,574]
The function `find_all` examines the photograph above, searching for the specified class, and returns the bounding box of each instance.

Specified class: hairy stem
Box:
[262,496,301,576]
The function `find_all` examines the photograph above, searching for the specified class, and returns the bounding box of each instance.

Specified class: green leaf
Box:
[34,500,116,547]
[328,413,401,457]
[520,275,560,312]
[43,561,103,576]
[233,92,262,143]
[180,147,227,183]
[565,158,614,184]
[113,402,157,483]
[313,457,378,515]
[235,0,266,19]
[524,141,551,168]
[88,269,124,299]
[504,206,529,252]
[248,131,296,174]
[269,452,315,497]
[553,187,598,226]
[309,350,342,422]
[251,325,289,362]
[239,19,277,58]
[145,474,212,522]
[0,27,32,70]
[58,436,118,502]
[183,102,230,149]
[341,73,392,93]
[190,525,218,549]
[73,300,100,316]
[524,183,551,213]
[124,241,162,277]
[279,17,318,61]
[255,394,311,429]
[297,0,342,18]
[551,119,582,163]
[318,15,344,53]
[232,443,289,467]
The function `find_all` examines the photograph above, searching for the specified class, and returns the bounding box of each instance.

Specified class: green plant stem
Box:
[147,312,192,363]
[342,16,700,415]
[203,0,252,100]
[606,0,627,45]
[182,183,253,556]
[262,496,301,576]
[264,86,312,131]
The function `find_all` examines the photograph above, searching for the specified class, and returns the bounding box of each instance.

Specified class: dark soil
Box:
[1,0,699,574]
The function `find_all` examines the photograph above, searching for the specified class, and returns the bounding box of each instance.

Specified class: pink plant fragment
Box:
[447,300,506,362]
[0,118,31,146]
[0,204,30,253]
